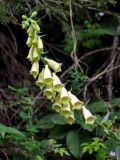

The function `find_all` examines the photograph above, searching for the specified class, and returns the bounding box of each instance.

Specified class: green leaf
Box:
[38,115,55,129]
[101,111,110,123]
[88,101,107,114]
[50,126,72,139]
[51,114,68,125]
[80,27,120,37]
[0,124,25,138]
[115,146,120,160]
[66,130,91,158]
[13,153,27,160]
[112,98,120,108]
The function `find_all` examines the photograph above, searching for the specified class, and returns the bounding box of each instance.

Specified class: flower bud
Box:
[30,61,39,78]
[26,37,32,47]
[82,106,95,124]
[37,37,43,54]
[60,87,70,104]
[32,32,38,44]
[27,46,33,61]
[35,24,40,32]
[31,11,37,18]
[22,15,27,20]
[44,57,62,72]
[36,69,45,89]
[43,65,53,85]
[53,73,64,91]
[68,91,83,110]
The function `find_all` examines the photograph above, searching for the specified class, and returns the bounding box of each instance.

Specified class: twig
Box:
[31,91,43,107]
[60,47,111,79]
[0,148,9,160]
[6,25,18,54]
[107,24,120,110]
[69,0,79,68]
[83,64,120,101]
[80,47,111,60]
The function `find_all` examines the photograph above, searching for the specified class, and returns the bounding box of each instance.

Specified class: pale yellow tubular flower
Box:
[52,102,62,113]
[27,46,33,61]
[66,113,75,124]
[30,61,39,79]
[44,57,62,72]
[36,69,45,89]
[43,64,53,85]
[32,46,40,62]
[60,87,70,104]
[61,103,71,117]
[68,91,84,110]
[43,86,54,99]
[50,95,56,102]
[82,106,95,125]
[37,36,44,54]
[52,73,64,92]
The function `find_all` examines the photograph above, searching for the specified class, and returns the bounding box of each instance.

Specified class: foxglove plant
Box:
[22,11,95,124]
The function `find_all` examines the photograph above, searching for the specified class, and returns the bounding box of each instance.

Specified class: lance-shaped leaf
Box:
[30,61,39,78]
[52,102,62,113]
[44,57,62,72]
[82,106,95,125]
[43,65,53,85]
[66,112,75,124]
[43,86,54,99]
[27,45,33,61]
[37,36,44,54]
[60,87,70,104]
[61,103,71,117]
[36,69,45,89]
[68,91,83,110]
[53,73,64,91]
[32,46,40,62]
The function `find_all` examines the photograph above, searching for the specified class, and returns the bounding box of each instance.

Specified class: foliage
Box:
[0,86,70,159]
[82,137,106,154]
[1,0,120,159]
[67,67,85,93]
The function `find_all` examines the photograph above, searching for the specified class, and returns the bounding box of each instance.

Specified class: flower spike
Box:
[22,12,95,125]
